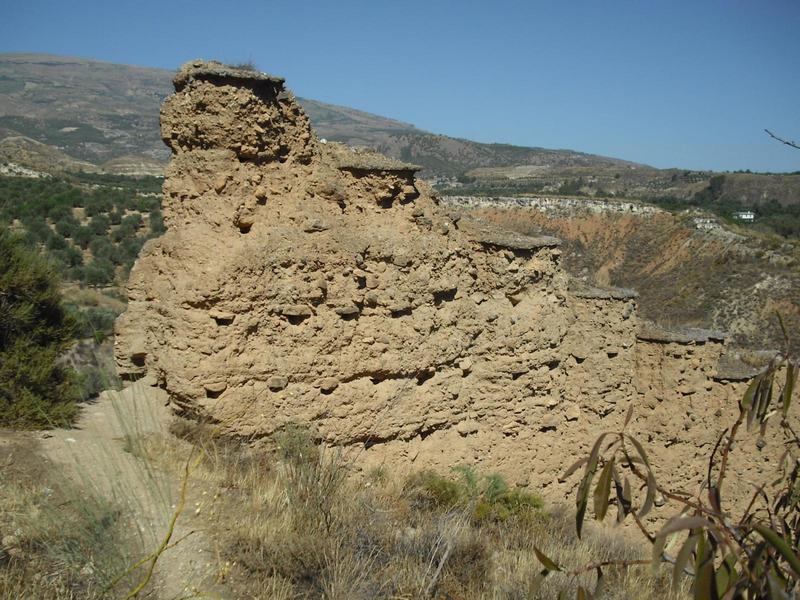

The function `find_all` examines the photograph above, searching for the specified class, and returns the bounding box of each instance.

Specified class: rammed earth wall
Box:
[117,61,785,509]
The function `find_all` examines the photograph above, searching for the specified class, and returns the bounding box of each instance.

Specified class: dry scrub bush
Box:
[406,466,544,524]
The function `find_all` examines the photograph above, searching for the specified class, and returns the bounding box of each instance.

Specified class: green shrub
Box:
[55,215,78,238]
[275,424,348,534]
[88,237,114,261]
[45,232,67,251]
[406,466,543,523]
[77,364,110,398]
[68,306,120,340]
[61,245,84,268]
[0,175,163,286]
[121,213,143,230]
[0,231,79,427]
[20,216,50,242]
[88,214,110,236]
[82,257,116,286]
[109,207,123,225]
[406,470,464,509]
[72,225,93,249]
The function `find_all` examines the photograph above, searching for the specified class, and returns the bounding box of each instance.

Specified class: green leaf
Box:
[560,457,588,482]
[693,532,718,600]
[623,404,634,429]
[655,515,713,573]
[593,458,614,522]
[745,369,775,431]
[754,524,800,579]
[658,516,715,538]
[708,484,721,516]
[576,433,610,538]
[640,471,657,518]
[626,435,657,518]
[715,553,738,597]
[610,464,624,522]
[618,476,632,524]
[756,375,774,424]
[740,374,762,412]
[776,311,788,346]
[782,363,797,418]
[766,569,785,600]
[626,434,653,469]
[533,545,562,572]
[672,534,698,593]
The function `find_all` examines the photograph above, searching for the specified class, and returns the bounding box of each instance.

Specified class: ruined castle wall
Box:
[117,61,589,450]
[117,61,792,512]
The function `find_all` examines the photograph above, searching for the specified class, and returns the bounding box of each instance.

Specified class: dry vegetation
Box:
[127,420,685,599]
[475,206,800,352]
[0,395,690,599]
[0,439,145,599]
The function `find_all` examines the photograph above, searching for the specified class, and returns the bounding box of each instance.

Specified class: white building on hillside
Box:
[693,217,719,230]
[733,210,755,222]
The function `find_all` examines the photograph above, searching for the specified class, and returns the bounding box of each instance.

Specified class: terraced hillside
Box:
[2,54,797,206]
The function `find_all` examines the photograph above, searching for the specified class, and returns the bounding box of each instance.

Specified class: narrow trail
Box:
[38,381,222,599]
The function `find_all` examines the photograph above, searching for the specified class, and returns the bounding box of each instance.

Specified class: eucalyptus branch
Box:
[630,502,656,543]
[739,484,767,528]
[765,129,800,151]
[620,437,707,515]
[782,418,800,447]
[717,412,745,500]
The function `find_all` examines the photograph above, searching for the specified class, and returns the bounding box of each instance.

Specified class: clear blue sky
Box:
[2,0,799,172]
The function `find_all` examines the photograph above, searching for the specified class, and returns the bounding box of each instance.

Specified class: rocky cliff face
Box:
[116,61,783,506]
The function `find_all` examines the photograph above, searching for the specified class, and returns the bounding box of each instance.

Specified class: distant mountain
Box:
[0,53,634,177]
[1,53,798,211]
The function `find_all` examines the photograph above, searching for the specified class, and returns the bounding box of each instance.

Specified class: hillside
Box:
[4,53,798,212]
[457,163,800,209]
[0,53,635,177]
[464,199,800,352]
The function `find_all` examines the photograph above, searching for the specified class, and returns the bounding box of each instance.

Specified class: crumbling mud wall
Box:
[117,61,789,507]
[630,328,774,510]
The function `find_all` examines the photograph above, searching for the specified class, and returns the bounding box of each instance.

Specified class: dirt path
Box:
[37,381,223,599]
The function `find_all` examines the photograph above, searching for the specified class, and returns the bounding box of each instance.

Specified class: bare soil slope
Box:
[476,205,800,351]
